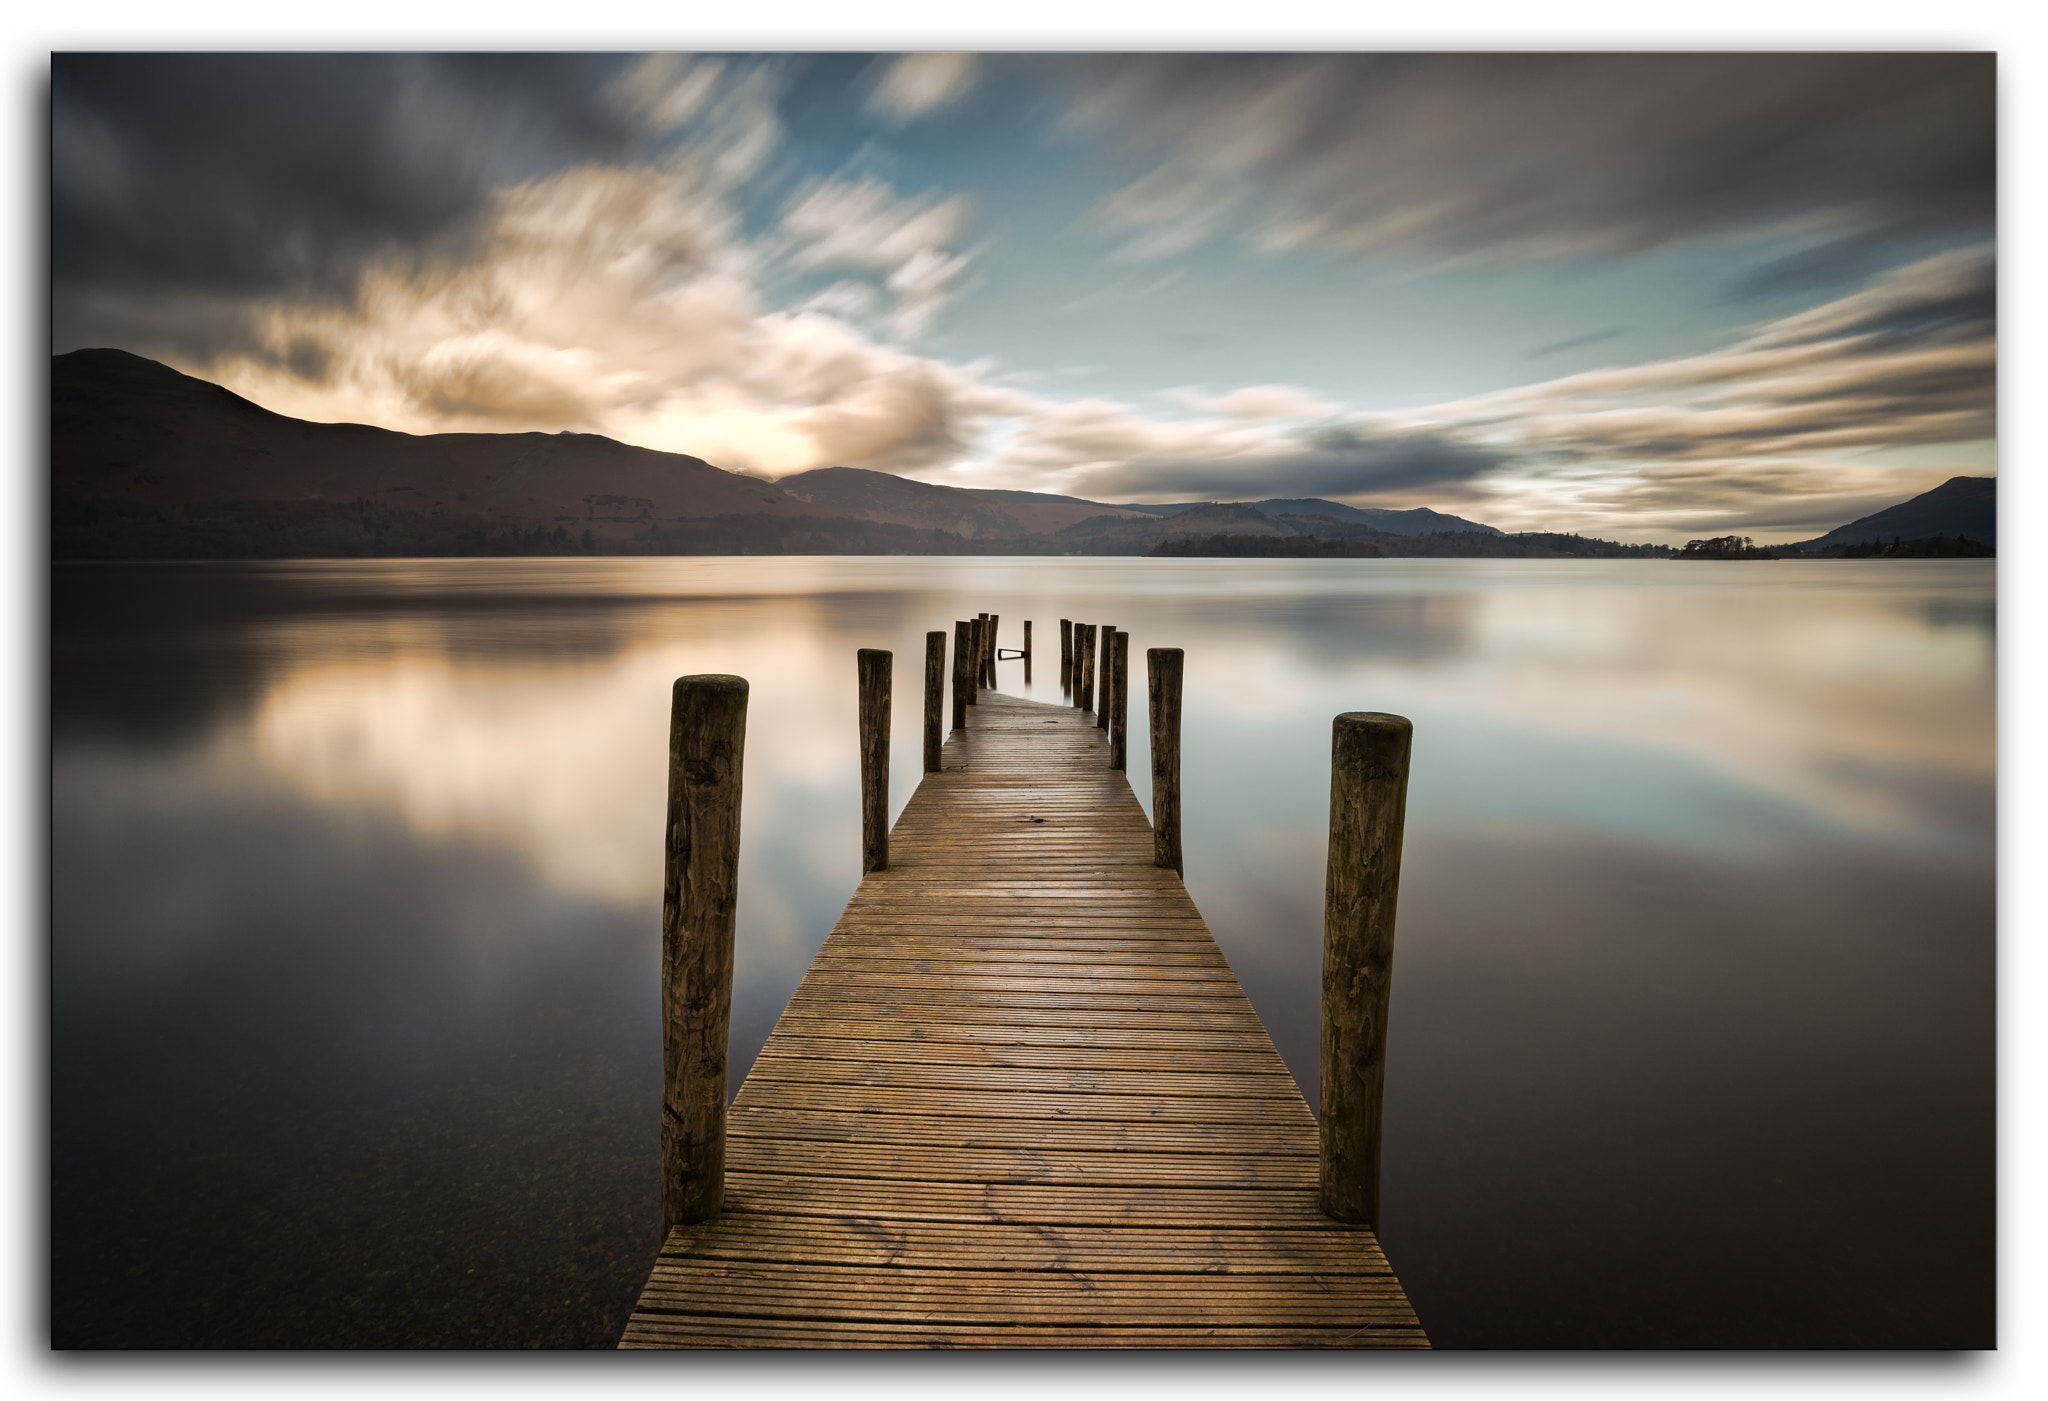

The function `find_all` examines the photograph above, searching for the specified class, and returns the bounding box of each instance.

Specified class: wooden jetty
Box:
[622,632,1426,1348]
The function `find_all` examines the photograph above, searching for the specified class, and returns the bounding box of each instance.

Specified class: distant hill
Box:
[1795,476,1996,551]
[1113,497,1502,535]
[53,348,834,554]
[1242,498,1503,536]
[776,465,1154,536]
[51,350,1645,561]
[1151,528,1668,560]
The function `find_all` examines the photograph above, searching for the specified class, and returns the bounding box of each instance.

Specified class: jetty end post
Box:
[1096,624,1115,730]
[951,620,971,730]
[986,613,1001,687]
[1319,711,1413,1232]
[1109,630,1129,771]
[858,649,891,873]
[1024,620,1033,684]
[661,674,748,1239]
[1071,624,1088,708]
[923,631,945,772]
[1148,648,1183,874]
[1061,619,1073,691]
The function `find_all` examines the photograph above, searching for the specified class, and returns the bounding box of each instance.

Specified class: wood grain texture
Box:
[624,687,1425,1349]
[857,649,890,874]
[1320,711,1413,1229]
[660,675,747,1237]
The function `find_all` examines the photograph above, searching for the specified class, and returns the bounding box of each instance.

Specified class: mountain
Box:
[1795,476,1996,550]
[1242,499,1503,536]
[1112,497,1502,535]
[776,466,1154,536]
[53,348,833,548]
[51,350,1600,561]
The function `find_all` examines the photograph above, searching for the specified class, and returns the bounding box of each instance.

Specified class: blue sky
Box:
[51,48,1997,542]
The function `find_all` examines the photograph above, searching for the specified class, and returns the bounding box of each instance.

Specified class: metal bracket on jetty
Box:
[624,612,1426,1348]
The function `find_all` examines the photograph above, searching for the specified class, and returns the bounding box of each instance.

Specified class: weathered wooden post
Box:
[1320,711,1413,1232]
[923,631,945,773]
[1071,623,1088,708]
[1108,630,1129,771]
[1080,624,1097,712]
[1023,620,1033,685]
[1096,624,1115,730]
[986,613,1001,687]
[1060,619,1073,691]
[1147,648,1182,874]
[660,674,747,1239]
[951,620,971,730]
[967,618,982,706]
[858,649,891,873]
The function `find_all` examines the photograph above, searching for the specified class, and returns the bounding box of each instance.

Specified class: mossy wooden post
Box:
[1108,630,1129,771]
[1096,624,1115,730]
[858,649,891,874]
[1320,711,1413,1232]
[660,674,747,1240]
[1148,648,1183,874]
[951,620,971,730]
[923,631,945,773]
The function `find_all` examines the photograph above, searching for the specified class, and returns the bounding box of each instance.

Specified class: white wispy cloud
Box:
[865,53,979,122]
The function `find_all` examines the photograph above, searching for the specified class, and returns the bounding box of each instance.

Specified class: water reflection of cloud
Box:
[1178,569,1991,849]
[250,623,858,908]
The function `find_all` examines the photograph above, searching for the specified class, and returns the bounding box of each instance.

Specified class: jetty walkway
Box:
[621,663,1427,1348]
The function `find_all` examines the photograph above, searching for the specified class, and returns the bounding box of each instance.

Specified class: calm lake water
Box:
[50,556,1995,1349]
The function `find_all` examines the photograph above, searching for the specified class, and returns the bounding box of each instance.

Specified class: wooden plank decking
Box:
[621,687,1427,1348]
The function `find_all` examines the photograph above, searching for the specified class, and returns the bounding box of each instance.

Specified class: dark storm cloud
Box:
[51,53,659,353]
[1085,427,1507,501]
[1064,53,1994,265]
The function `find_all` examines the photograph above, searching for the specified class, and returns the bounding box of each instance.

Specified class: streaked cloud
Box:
[1065,53,1993,269]
[866,53,980,122]
[49,53,1996,545]
[775,177,977,340]
[1161,384,1339,421]
[1525,328,1627,360]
